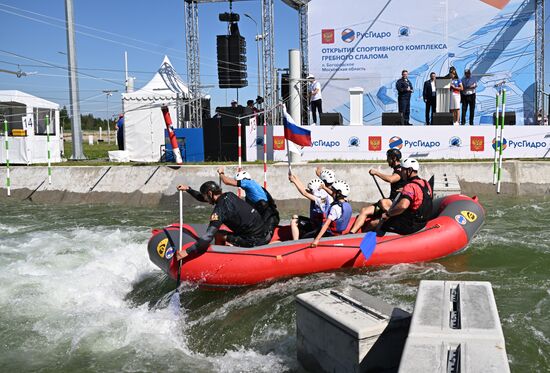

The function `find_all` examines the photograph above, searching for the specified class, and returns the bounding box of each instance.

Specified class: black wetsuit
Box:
[184,189,268,255]
[389,164,407,200]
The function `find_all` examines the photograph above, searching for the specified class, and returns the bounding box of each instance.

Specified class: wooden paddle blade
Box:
[359,232,377,260]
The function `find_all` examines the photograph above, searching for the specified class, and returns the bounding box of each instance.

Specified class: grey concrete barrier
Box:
[0,161,549,205]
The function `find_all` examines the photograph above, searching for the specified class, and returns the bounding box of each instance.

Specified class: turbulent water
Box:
[0,195,549,372]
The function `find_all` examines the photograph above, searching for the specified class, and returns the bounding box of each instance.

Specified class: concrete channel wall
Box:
[0,161,549,207]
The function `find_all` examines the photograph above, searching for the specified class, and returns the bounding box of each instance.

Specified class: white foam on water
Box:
[0,226,198,365]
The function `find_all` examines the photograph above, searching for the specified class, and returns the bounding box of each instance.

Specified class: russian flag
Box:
[283,110,312,147]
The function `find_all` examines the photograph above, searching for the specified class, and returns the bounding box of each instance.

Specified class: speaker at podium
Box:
[319,112,343,126]
[431,113,453,125]
[493,111,516,126]
[381,112,403,125]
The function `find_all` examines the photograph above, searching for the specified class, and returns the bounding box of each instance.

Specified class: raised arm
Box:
[217,166,238,187]
[177,184,207,203]
[289,174,317,202]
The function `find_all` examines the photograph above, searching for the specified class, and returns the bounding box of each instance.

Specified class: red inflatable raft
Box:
[147,194,484,287]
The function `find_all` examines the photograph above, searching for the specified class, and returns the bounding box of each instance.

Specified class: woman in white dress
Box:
[449,70,463,125]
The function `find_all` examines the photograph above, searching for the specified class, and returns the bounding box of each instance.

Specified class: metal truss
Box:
[262,0,277,125]
[535,0,544,118]
[185,0,202,128]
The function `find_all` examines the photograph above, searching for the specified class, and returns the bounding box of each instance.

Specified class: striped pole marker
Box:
[237,117,242,198]
[4,120,10,196]
[497,89,506,194]
[492,91,500,185]
[263,119,267,189]
[46,115,52,184]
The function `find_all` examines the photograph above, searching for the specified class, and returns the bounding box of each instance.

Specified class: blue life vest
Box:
[328,201,353,234]
[238,179,268,204]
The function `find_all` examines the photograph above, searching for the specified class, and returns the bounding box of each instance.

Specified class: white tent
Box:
[0,90,62,164]
[122,56,189,162]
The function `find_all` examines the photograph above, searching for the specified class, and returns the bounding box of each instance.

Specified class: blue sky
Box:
[0,1,548,120]
[0,0,299,119]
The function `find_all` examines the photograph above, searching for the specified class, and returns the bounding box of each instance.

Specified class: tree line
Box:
[60,106,111,131]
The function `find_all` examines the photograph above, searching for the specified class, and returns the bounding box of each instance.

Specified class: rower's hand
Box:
[315,166,323,177]
[381,212,389,220]
[176,249,188,261]
[288,173,297,183]
[177,184,189,191]
[217,166,225,175]
[369,169,378,176]
[310,239,319,248]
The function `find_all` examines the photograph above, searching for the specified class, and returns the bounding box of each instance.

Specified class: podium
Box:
[435,77,450,113]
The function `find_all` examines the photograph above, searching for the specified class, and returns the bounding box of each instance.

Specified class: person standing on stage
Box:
[396,70,413,125]
[422,72,437,125]
[461,69,477,126]
[307,74,322,125]
[449,69,463,126]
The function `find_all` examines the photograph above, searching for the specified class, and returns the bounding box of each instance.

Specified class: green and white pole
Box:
[497,89,506,194]
[492,91,500,185]
[46,114,52,184]
[3,119,10,196]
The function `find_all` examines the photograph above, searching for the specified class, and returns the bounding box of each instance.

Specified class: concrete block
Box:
[296,286,410,373]
[399,280,509,373]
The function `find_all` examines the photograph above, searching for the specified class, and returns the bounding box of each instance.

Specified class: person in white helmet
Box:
[311,180,353,247]
[374,158,433,235]
[218,166,280,240]
[288,174,333,240]
[315,166,337,196]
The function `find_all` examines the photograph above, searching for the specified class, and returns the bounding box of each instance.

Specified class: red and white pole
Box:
[161,106,183,165]
[263,119,267,189]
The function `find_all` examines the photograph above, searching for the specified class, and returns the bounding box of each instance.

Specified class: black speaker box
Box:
[431,112,453,125]
[381,112,403,125]
[493,111,516,126]
[202,116,247,162]
[320,112,343,126]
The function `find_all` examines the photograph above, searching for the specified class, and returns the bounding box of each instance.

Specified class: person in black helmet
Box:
[348,148,407,234]
[175,181,269,260]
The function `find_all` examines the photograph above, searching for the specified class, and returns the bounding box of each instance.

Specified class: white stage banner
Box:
[308,0,536,124]
[270,126,550,161]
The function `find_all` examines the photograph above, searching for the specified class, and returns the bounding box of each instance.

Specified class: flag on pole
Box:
[283,110,312,147]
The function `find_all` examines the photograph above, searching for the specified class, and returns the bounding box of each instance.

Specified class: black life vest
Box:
[398,177,433,231]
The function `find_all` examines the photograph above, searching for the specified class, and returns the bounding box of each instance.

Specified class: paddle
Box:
[359,192,402,261]
[428,175,435,192]
[372,174,385,199]
[166,190,183,314]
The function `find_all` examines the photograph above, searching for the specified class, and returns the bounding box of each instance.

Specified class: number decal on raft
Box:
[455,215,467,225]
[461,210,477,223]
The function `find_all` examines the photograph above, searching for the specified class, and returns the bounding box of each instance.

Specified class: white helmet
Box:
[235,170,251,181]
[307,178,323,192]
[331,180,350,197]
[401,158,420,171]
[320,169,336,184]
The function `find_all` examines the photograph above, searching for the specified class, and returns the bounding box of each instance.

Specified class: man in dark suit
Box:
[422,72,437,125]
[396,70,413,125]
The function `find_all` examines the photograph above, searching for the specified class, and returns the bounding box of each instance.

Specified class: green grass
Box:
[64,140,119,161]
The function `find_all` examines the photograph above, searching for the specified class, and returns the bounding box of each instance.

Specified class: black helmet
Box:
[199,181,222,195]
[386,148,402,160]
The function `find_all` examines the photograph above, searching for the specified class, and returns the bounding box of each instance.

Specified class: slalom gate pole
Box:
[492,90,500,185]
[45,115,52,184]
[497,89,506,194]
[263,120,267,189]
[160,106,183,165]
[3,120,10,196]
[237,117,242,198]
